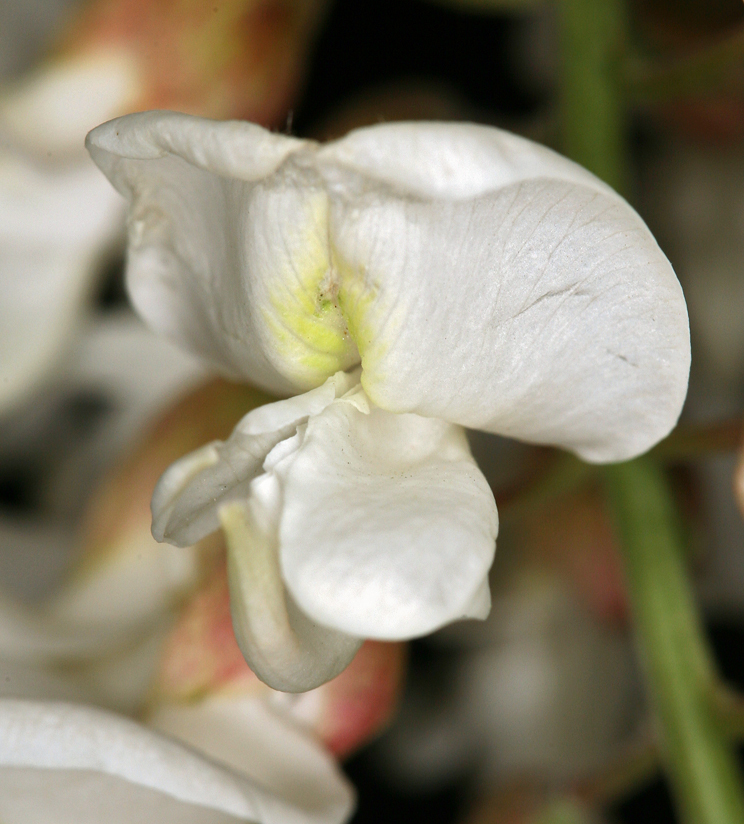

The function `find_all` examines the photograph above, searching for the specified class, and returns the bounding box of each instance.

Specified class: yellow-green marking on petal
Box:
[260,190,359,388]
[333,247,403,410]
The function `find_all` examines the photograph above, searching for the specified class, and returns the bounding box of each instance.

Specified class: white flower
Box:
[0,698,353,824]
[0,316,209,714]
[0,52,143,412]
[86,112,690,691]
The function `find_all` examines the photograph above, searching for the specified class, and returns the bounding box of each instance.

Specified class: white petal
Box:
[152,438,276,548]
[222,497,362,693]
[0,699,353,824]
[87,111,305,183]
[1,770,244,824]
[0,152,123,411]
[0,50,136,412]
[0,52,140,157]
[87,113,359,393]
[317,120,616,200]
[152,373,357,547]
[237,371,359,436]
[329,180,690,462]
[149,695,354,821]
[278,399,498,639]
[88,114,688,460]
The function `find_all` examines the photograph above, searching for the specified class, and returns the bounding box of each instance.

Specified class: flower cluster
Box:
[85,111,690,693]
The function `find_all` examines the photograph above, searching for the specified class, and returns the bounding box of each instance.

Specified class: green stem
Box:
[559,1,744,817]
[603,459,744,824]
[558,0,627,192]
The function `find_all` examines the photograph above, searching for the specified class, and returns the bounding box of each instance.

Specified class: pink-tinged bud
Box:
[518,489,628,626]
[155,560,265,701]
[52,0,329,126]
[155,560,407,757]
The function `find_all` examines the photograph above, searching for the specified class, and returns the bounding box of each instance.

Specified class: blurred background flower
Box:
[3,1,744,823]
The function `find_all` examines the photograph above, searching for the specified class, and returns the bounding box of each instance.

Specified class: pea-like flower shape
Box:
[86,112,690,692]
